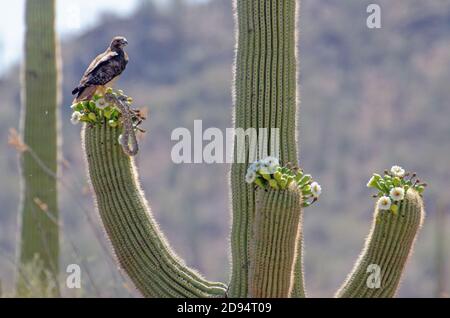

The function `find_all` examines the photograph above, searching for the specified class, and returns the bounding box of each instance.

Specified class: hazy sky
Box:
[0,0,144,75]
[0,0,143,75]
[0,0,209,76]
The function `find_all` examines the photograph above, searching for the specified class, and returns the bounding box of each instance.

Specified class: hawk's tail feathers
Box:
[73,86,97,103]
[72,87,80,95]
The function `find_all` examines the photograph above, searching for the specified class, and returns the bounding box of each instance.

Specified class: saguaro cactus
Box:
[18,0,61,296]
[74,0,425,298]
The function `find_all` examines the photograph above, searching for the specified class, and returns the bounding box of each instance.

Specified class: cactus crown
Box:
[245,157,321,207]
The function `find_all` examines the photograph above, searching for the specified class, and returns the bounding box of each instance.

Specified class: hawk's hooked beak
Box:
[122,38,128,46]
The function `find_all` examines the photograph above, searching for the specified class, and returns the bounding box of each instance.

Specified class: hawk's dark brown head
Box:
[110,36,128,51]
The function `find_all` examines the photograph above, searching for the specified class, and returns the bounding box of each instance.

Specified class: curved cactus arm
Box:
[335,190,425,298]
[230,0,300,297]
[249,186,302,298]
[82,123,226,298]
[18,0,61,296]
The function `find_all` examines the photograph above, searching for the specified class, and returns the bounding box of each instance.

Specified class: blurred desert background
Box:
[0,0,449,297]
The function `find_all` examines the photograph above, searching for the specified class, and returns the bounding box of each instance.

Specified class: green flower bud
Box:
[104,110,112,119]
[367,174,382,188]
[88,112,97,121]
[108,120,118,128]
[301,185,312,197]
[298,174,312,187]
[302,201,312,208]
[377,180,389,193]
[269,179,279,190]
[82,101,90,109]
[112,108,120,118]
[106,87,113,94]
[254,177,266,189]
[279,177,287,189]
[295,171,304,182]
[415,185,425,193]
[274,171,283,183]
[286,176,294,187]
[393,177,402,187]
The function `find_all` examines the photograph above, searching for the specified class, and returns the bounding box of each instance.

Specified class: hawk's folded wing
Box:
[80,50,119,86]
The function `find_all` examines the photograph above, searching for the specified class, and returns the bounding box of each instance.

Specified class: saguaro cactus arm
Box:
[245,159,320,298]
[336,169,427,298]
[230,0,300,298]
[18,0,60,296]
[81,107,226,297]
[336,190,424,297]
[249,186,302,298]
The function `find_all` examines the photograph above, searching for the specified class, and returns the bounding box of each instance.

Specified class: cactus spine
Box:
[75,0,425,298]
[18,0,61,296]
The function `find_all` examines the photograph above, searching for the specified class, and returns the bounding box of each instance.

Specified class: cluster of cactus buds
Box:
[70,89,123,127]
[245,157,321,207]
[70,88,145,131]
[367,165,427,215]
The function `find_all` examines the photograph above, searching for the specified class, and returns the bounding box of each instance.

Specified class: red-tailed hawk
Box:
[72,36,129,102]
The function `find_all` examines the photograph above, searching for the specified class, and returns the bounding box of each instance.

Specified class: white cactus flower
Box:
[95,98,108,109]
[260,156,280,174]
[390,165,405,177]
[378,196,392,210]
[245,170,257,184]
[71,111,82,125]
[390,187,405,201]
[248,161,261,173]
[310,182,322,198]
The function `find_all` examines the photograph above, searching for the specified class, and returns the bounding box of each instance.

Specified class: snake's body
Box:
[105,93,139,156]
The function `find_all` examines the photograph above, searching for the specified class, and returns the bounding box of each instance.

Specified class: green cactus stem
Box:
[82,122,226,297]
[18,0,61,296]
[230,0,300,297]
[249,186,302,297]
[335,190,425,298]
